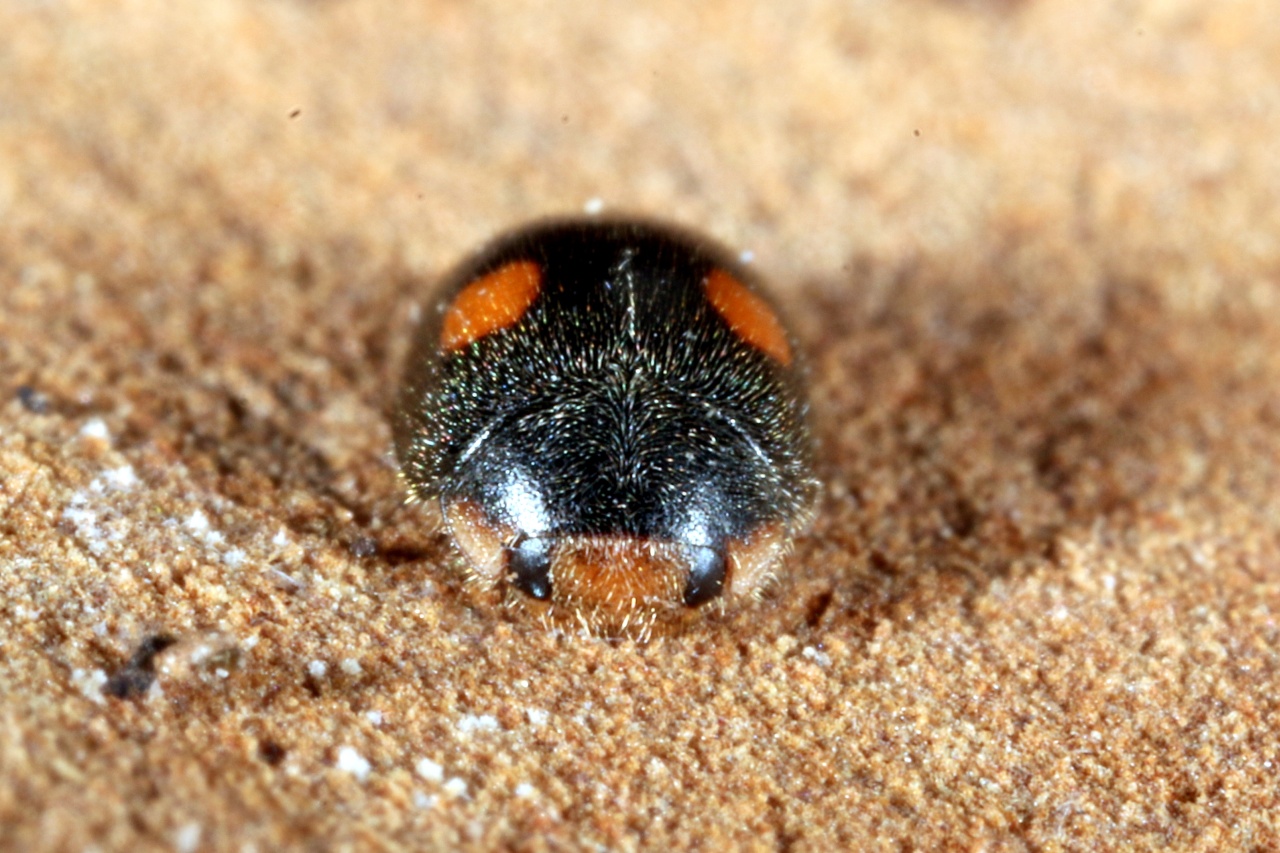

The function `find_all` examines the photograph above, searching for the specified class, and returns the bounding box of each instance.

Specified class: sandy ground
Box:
[2,1,1279,850]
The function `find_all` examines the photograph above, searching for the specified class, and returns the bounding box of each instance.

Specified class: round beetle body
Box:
[394,218,815,636]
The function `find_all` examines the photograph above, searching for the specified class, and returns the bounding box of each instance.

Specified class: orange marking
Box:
[444,499,511,583]
[552,537,684,610]
[441,260,542,352]
[704,268,792,365]
[725,522,788,598]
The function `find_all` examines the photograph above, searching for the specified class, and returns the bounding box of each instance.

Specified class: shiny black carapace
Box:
[394,218,815,636]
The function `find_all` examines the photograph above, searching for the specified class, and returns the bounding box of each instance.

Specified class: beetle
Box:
[393,217,815,636]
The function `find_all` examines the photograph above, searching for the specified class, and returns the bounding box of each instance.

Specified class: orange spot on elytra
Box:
[441,260,542,351]
[704,268,792,365]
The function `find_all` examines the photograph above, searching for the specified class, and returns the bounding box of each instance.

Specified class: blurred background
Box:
[7,0,1276,300]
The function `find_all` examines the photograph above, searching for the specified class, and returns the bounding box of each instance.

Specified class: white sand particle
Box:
[101,464,138,491]
[79,418,110,441]
[802,646,832,667]
[336,746,371,781]
[416,757,444,783]
[173,822,201,853]
[457,714,499,736]
[70,668,107,703]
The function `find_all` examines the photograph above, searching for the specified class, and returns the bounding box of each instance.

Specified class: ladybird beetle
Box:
[394,218,816,636]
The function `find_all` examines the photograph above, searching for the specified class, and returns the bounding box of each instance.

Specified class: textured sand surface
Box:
[3,1,1279,850]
